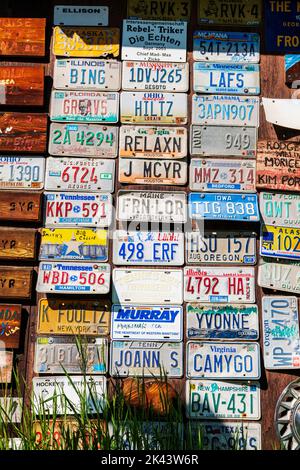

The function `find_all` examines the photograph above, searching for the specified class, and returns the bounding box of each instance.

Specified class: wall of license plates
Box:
[0,0,299,451]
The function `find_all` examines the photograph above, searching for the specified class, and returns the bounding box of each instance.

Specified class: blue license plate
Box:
[189,193,259,221]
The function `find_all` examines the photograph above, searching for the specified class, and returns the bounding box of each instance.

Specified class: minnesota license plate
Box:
[258,259,300,295]
[261,225,300,261]
[119,158,187,185]
[189,193,259,222]
[120,92,187,124]
[186,303,259,340]
[127,0,191,20]
[0,156,45,190]
[54,5,109,26]
[193,422,261,450]
[184,266,255,303]
[197,0,261,26]
[259,192,300,227]
[110,341,183,377]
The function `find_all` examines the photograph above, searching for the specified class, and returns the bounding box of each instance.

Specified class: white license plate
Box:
[119,158,187,185]
[0,398,23,423]
[192,422,261,450]
[259,192,300,227]
[113,230,184,266]
[53,59,121,91]
[258,259,300,294]
[110,341,183,377]
[186,380,261,420]
[44,192,112,228]
[112,268,183,304]
[45,157,115,193]
[54,5,109,26]
[111,305,183,341]
[122,61,189,92]
[184,266,255,303]
[117,190,187,223]
[50,90,119,123]
[0,156,45,190]
[186,341,261,379]
[262,296,300,369]
[37,262,110,294]
[190,158,256,192]
[122,20,187,62]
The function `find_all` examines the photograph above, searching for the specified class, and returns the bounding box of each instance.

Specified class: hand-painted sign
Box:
[0,113,47,153]
[0,65,44,106]
[0,18,46,56]
[265,1,300,52]
[0,267,32,299]
[0,228,36,260]
[0,304,21,348]
[0,192,41,222]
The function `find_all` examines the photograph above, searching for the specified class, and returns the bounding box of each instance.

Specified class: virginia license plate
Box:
[184,266,255,303]
[261,225,300,260]
[54,5,109,26]
[193,422,261,450]
[189,193,259,222]
[127,0,191,20]
[259,192,300,227]
[119,158,187,185]
[258,259,300,295]
[197,0,261,26]
[0,156,45,190]
[110,341,183,377]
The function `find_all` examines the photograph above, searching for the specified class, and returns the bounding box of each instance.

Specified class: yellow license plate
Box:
[261,225,300,261]
[53,26,120,57]
[127,0,191,20]
[198,0,261,26]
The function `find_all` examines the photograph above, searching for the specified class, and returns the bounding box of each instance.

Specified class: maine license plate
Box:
[54,5,109,26]
[190,158,256,192]
[127,0,191,21]
[39,228,108,262]
[197,0,261,26]
[184,266,255,303]
[119,158,187,185]
[111,304,183,341]
[45,158,115,193]
[0,156,45,190]
[186,303,259,340]
[261,225,300,261]
[120,92,187,124]
[113,230,184,266]
[190,125,257,157]
[53,59,121,91]
[110,341,183,377]
[258,259,300,295]
[50,91,119,123]
[44,192,112,228]
[186,231,257,264]
[194,422,261,450]
[122,62,189,92]
[189,193,259,222]
[259,192,300,227]
[186,380,260,420]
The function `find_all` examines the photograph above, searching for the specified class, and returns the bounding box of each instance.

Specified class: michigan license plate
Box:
[259,192,300,227]
[258,259,300,295]
[127,0,191,20]
[189,193,259,222]
[119,158,187,185]
[0,156,45,190]
[54,5,109,26]
[261,225,300,260]
[197,0,261,26]
[192,422,261,450]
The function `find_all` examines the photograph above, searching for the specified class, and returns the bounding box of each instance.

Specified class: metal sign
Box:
[259,192,300,227]
[285,54,300,87]
[111,305,183,341]
[119,158,187,185]
[189,193,259,222]
[262,296,300,370]
[258,259,300,295]
[194,422,261,450]
[197,0,261,26]
[261,225,300,261]
[127,0,191,20]
[0,65,44,106]
[122,20,187,62]
[0,227,36,261]
[262,98,300,131]
[37,262,110,294]
[0,397,23,423]
[0,113,47,153]
[54,5,109,26]
[186,303,259,340]
[0,156,45,190]
[110,341,183,377]
[265,1,300,53]
[0,267,33,299]
[184,266,255,303]
[0,18,46,57]
[0,304,21,348]
[0,351,13,383]
[112,268,183,305]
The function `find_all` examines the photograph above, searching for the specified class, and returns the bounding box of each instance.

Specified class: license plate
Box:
[197,0,261,26]
[110,341,183,377]
[189,193,259,222]
[53,26,120,57]
[193,63,260,95]
[54,5,109,26]
[186,231,257,264]
[44,192,112,228]
[119,158,187,185]
[38,298,110,336]
[193,31,260,63]
[37,262,110,294]
[190,158,256,192]
[50,91,119,123]
[111,304,183,341]
[192,422,261,450]
[186,303,259,340]
[34,337,108,374]
[0,156,45,190]
[0,351,13,383]
[39,228,108,262]
[184,266,255,303]
[192,95,259,127]
[45,157,115,193]
[0,398,23,423]
[112,268,183,304]
[122,20,187,62]
[262,296,300,369]
[119,126,187,159]
[127,0,191,20]
[0,304,21,348]
[190,125,257,157]
[122,62,189,92]
[49,123,118,158]
[53,59,121,91]
[117,190,187,223]
[120,92,187,124]
[113,230,184,266]
[258,259,300,295]
[259,192,300,227]
[261,225,300,261]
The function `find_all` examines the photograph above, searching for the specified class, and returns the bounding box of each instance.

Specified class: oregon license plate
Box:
[261,225,300,260]
[258,259,300,294]
[54,5,109,26]
[0,156,45,190]
[197,0,261,26]
[184,266,255,303]
[119,158,187,185]
[127,0,191,20]
[186,303,259,340]
[192,422,261,450]
[189,193,259,222]
[259,192,300,227]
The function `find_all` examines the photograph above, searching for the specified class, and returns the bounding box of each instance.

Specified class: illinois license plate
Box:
[186,303,259,340]
[258,259,300,295]
[50,91,119,123]
[110,341,183,377]
[39,228,108,262]
[194,63,260,95]
[44,192,112,228]
[113,230,184,266]
[119,158,187,185]
[190,158,256,192]
[120,92,187,124]
[54,5,109,26]
[0,156,45,190]
[259,192,300,227]
[197,0,261,26]
[189,193,259,222]
[261,225,300,260]
[45,157,115,193]
[184,266,255,303]
[111,304,183,341]
[127,0,191,20]
[193,422,261,450]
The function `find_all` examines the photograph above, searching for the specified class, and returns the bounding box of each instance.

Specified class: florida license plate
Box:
[259,192,300,227]
[261,225,300,261]
[189,193,259,222]
[258,259,300,295]
[193,422,261,450]
[197,0,262,26]
[0,156,45,190]
[119,158,187,185]
[53,6,109,26]
[127,0,191,21]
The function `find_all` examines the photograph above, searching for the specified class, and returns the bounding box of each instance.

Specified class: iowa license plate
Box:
[189,193,259,222]
[197,0,261,26]
[54,5,109,26]
[0,156,45,190]
[193,422,261,450]
[119,158,187,185]
[127,0,191,20]
[261,225,300,261]
[258,259,300,295]
[259,192,300,227]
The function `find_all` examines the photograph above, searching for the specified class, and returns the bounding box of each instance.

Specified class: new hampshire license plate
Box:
[189,193,259,222]
[261,225,300,261]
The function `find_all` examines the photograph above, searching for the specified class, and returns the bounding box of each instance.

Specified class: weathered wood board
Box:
[0,192,41,222]
[0,65,44,106]
[0,113,47,153]
[0,228,36,260]
[0,267,33,299]
[0,18,46,57]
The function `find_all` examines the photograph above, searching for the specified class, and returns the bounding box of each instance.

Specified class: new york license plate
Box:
[189,193,259,222]
[197,0,262,26]
[193,422,261,450]
[258,259,300,295]
[261,225,300,260]
[119,158,187,185]
[0,156,45,190]
[259,192,300,227]
[53,6,109,26]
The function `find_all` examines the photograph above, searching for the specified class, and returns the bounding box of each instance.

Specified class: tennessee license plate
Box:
[54,5,109,26]
[184,266,255,303]
[259,192,300,227]
[189,193,259,222]
[0,156,45,190]
[127,0,191,20]
[193,422,261,450]
[119,158,187,185]
[258,259,300,295]
[261,225,300,260]
[197,0,261,26]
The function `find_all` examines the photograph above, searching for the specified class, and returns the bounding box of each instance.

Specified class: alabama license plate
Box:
[193,422,261,450]
[261,225,300,260]
[127,0,191,21]
[189,193,259,222]
[258,259,300,295]
[184,266,255,303]
[259,192,300,227]
[119,158,187,185]
[0,156,45,190]
[54,5,109,26]
[197,0,262,26]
